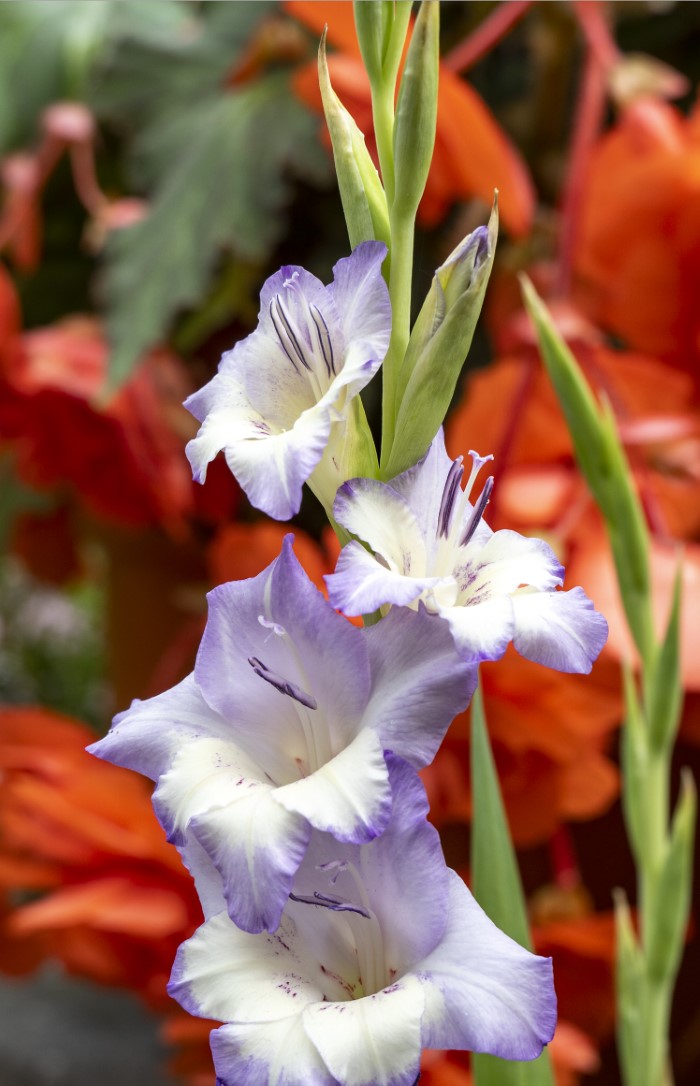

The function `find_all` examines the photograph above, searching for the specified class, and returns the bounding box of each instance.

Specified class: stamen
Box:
[310,303,335,377]
[460,475,494,547]
[289,891,371,919]
[464,449,494,501]
[270,295,312,372]
[248,657,318,710]
[437,457,464,538]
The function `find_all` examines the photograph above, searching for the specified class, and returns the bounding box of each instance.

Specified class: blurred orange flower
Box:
[0,297,240,534]
[0,705,216,1083]
[286,0,535,234]
[575,97,700,384]
[421,647,621,849]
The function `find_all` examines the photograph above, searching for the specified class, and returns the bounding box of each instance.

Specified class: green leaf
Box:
[648,560,683,751]
[103,77,329,387]
[471,682,555,1086]
[647,771,696,983]
[521,278,654,666]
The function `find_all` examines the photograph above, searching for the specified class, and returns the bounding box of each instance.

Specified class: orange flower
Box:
[575,97,700,382]
[286,0,534,235]
[0,706,202,1005]
[421,646,621,849]
[0,705,217,1081]
[0,297,240,533]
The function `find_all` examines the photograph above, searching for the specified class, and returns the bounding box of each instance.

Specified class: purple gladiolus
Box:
[169,759,557,1086]
[88,537,474,935]
[326,430,608,672]
[184,242,391,520]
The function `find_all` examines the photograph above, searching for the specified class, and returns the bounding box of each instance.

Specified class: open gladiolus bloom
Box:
[91,537,475,934]
[327,431,607,672]
[169,760,556,1086]
[185,243,391,519]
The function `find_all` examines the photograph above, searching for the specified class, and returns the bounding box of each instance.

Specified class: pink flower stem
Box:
[444,0,535,74]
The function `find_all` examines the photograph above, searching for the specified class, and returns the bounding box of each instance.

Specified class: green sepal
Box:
[318,33,391,254]
[647,771,696,983]
[521,279,654,666]
[648,560,683,752]
[391,0,439,222]
[471,681,556,1086]
[620,664,648,864]
[308,393,379,521]
[614,889,644,1085]
[383,203,498,478]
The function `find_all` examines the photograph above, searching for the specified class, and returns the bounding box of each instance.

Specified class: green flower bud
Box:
[318,33,390,252]
[392,0,439,221]
[383,201,498,478]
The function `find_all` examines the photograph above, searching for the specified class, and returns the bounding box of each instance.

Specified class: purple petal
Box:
[441,595,515,662]
[328,241,390,361]
[212,1021,334,1086]
[87,674,228,781]
[458,529,564,598]
[363,607,476,767]
[327,540,440,616]
[387,429,457,541]
[333,477,426,571]
[192,795,311,934]
[195,537,371,770]
[153,736,310,933]
[511,586,609,673]
[358,756,451,969]
[419,872,557,1061]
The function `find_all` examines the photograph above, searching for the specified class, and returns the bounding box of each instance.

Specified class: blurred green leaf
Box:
[91,3,330,387]
[0,1,187,149]
[471,682,555,1086]
[103,77,328,388]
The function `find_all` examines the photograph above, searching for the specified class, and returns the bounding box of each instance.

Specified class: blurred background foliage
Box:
[0,2,700,1085]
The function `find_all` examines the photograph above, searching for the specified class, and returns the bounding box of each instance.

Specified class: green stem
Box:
[636,749,670,1086]
[371,80,396,208]
[381,209,415,468]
